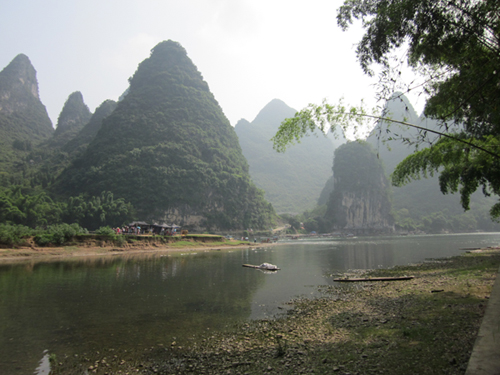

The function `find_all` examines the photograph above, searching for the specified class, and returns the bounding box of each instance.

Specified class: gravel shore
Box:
[53,250,500,375]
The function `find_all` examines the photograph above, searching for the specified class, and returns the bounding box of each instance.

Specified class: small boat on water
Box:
[334,276,414,282]
[242,263,280,271]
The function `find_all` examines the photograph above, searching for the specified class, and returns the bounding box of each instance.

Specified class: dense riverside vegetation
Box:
[0,187,134,231]
[0,223,88,247]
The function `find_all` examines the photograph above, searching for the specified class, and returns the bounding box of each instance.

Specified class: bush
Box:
[33,233,53,246]
[114,235,126,247]
[34,223,87,247]
[95,226,116,237]
[0,224,33,247]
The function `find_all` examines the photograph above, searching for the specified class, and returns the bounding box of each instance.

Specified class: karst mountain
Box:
[0,54,53,177]
[53,40,275,230]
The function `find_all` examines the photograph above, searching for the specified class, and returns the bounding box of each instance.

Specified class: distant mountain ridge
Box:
[235,99,339,214]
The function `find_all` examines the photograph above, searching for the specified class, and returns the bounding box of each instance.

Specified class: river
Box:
[1,233,499,374]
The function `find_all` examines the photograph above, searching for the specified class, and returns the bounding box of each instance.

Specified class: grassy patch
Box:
[63,246,80,252]
[168,240,197,247]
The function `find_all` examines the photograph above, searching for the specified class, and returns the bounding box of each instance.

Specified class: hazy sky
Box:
[0,0,425,129]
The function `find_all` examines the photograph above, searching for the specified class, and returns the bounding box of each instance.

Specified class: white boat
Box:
[242,262,280,271]
[258,262,279,270]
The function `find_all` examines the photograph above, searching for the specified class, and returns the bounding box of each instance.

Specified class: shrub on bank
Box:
[94,226,128,247]
[0,224,34,247]
[94,226,116,237]
[33,223,88,246]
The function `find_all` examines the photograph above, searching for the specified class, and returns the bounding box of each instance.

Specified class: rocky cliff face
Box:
[330,188,394,233]
[0,54,41,113]
[0,54,53,139]
[326,141,394,234]
[0,54,54,176]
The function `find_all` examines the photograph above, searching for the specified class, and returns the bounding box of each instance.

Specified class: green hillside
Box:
[62,99,117,156]
[53,40,275,230]
[235,99,338,214]
[21,99,118,191]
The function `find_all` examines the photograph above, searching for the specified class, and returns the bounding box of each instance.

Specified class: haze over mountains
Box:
[0,42,498,234]
[363,94,500,232]
[303,92,500,234]
[235,99,342,214]
[0,41,275,230]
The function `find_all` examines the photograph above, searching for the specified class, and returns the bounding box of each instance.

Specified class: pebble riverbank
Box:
[51,250,500,375]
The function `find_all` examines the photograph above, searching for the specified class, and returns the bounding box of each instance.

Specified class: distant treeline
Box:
[0,223,131,248]
[282,205,500,235]
[0,187,135,231]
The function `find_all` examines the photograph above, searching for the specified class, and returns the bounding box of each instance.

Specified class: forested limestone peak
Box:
[384,92,419,121]
[234,118,251,128]
[53,40,275,230]
[129,40,210,94]
[325,141,394,234]
[363,92,498,233]
[235,99,297,139]
[54,91,92,137]
[366,92,423,174]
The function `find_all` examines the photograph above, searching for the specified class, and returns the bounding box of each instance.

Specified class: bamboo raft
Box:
[334,276,414,282]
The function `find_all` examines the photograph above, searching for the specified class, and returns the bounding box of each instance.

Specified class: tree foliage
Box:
[337,0,500,136]
[392,135,500,218]
[273,0,500,220]
[0,187,135,230]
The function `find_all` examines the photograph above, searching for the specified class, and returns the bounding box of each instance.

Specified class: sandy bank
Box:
[0,240,278,263]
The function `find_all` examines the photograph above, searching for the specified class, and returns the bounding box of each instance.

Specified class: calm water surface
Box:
[1,233,499,374]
